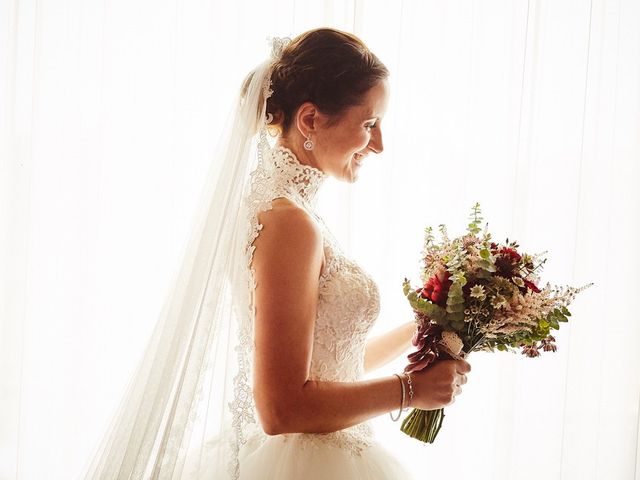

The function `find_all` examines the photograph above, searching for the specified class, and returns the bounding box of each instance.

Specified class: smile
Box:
[353,152,366,166]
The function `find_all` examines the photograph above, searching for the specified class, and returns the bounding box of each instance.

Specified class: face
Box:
[289,79,390,183]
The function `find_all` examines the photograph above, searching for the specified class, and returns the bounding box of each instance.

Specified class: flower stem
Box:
[400,408,445,443]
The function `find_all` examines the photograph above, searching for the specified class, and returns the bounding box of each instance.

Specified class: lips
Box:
[353,152,366,166]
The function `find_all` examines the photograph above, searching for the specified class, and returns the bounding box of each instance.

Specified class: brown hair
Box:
[266,28,389,135]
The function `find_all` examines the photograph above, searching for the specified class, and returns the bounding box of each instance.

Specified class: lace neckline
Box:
[266,145,328,207]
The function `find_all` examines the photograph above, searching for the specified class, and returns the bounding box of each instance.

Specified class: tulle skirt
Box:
[237,429,413,480]
[188,433,412,480]
[188,427,413,480]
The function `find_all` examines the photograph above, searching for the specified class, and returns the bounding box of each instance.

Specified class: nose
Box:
[368,126,384,154]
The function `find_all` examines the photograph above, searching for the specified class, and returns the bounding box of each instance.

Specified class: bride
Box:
[216,27,472,480]
[82,27,471,480]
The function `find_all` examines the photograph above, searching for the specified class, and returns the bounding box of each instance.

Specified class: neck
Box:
[268,143,327,207]
[275,138,323,173]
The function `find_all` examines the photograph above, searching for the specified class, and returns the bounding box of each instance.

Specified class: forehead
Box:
[355,79,389,117]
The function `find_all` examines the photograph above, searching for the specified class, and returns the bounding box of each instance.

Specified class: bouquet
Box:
[400,203,592,443]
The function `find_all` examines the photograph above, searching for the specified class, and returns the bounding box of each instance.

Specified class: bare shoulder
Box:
[252,197,323,272]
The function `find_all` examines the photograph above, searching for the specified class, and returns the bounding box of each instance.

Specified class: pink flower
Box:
[405,323,443,373]
[521,343,540,358]
[541,335,557,352]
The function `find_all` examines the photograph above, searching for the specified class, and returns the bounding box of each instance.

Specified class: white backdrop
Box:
[1,0,639,479]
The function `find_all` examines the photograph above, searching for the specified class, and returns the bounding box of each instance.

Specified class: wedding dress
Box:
[192,144,413,479]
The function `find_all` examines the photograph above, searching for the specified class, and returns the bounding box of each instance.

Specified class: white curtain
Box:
[1,1,638,479]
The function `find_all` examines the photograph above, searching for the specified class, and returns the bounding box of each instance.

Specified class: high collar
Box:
[266,145,328,207]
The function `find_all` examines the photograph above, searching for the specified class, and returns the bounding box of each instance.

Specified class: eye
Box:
[365,122,377,131]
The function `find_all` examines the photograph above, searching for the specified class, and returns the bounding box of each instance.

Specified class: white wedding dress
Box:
[193,145,412,480]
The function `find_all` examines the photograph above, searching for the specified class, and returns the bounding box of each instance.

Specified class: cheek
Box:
[342,129,370,153]
[324,125,369,159]
[352,126,370,145]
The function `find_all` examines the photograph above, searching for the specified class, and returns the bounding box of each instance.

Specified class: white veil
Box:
[81,37,290,480]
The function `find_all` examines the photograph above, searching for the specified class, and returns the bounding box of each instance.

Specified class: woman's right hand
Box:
[409,359,471,410]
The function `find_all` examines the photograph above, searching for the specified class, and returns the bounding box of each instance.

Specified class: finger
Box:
[456,360,471,374]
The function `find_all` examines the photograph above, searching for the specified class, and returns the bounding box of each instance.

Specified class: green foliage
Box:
[448,282,464,297]
[446,302,465,313]
[438,224,449,243]
[450,272,468,286]
[548,308,570,325]
[478,259,497,272]
[467,202,483,236]
[403,279,447,323]
[450,319,466,330]
[482,305,573,351]
[402,278,413,297]
[423,226,435,248]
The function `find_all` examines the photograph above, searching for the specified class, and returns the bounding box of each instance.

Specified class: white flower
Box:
[491,294,507,309]
[470,284,486,300]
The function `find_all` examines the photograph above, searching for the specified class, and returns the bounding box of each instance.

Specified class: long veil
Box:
[81,37,289,480]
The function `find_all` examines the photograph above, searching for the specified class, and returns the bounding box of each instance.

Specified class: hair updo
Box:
[265,28,389,135]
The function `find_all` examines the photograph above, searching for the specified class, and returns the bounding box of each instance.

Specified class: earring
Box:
[303,134,314,151]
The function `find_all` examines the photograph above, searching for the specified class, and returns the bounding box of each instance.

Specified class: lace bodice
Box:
[240,145,381,455]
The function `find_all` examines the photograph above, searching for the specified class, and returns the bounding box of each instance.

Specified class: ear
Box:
[294,102,319,139]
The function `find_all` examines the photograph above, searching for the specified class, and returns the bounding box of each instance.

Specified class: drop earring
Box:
[303,133,314,151]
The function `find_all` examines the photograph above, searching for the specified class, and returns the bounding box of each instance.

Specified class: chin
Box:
[327,158,362,183]
[337,170,359,183]
[339,163,361,183]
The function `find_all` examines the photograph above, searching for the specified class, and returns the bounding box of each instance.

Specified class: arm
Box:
[251,199,471,436]
[363,321,416,374]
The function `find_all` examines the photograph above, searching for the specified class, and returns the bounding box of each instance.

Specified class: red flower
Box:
[420,269,453,307]
[498,247,521,263]
[523,279,541,293]
[494,246,522,278]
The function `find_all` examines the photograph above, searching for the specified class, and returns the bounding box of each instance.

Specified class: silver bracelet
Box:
[389,373,405,422]
[403,372,414,409]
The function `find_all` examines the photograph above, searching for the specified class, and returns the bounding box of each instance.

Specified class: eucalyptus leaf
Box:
[446,303,465,313]
[447,295,465,305]
[478,259,497,272]
[447,312,465,323]
[451,320,466,331]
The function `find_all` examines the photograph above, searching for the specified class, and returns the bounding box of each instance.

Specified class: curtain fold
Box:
[1,1,638,479]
